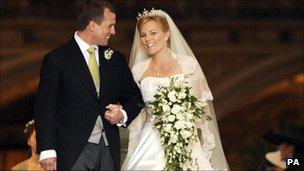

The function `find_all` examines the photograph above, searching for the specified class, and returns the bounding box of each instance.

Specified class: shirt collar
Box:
[74,31,98,53]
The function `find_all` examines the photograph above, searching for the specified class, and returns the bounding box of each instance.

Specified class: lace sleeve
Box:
[179,55,229,170]
[191,59,213,102]
[131,62,141,86]
[197,117,216,160]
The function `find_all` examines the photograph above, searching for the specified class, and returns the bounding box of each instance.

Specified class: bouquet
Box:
[149,75,211,171]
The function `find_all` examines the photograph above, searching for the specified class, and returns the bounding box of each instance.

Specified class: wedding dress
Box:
[122,56,222,170]
[122,76,213,169]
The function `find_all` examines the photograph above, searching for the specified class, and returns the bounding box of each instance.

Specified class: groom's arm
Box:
[117,53,144,126]
[34,54,60,168]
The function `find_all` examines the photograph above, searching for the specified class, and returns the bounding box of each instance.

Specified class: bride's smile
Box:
[139,20,170,56]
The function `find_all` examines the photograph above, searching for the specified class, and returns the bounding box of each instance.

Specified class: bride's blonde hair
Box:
[137,16,169,33]
[137,16,170,48]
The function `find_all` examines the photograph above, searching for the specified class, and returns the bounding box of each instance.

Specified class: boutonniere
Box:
[104,48,114,60]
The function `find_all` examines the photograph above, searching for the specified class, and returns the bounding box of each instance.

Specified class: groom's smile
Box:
[93,8,116,46]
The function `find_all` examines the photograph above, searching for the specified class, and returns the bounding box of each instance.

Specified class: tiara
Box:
[137,8,167,20]
[24,119,35,133]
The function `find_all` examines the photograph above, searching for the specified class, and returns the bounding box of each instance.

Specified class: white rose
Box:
[174,76,185,85]
[174,120,185,130]
[177,142,183,147]
[174,145,182,153]
[162,117,168,122]
[168,115,175,122]
[185,121,193,128]
[189,90,195,96]
[173,81,181,88]
[164,124,172,132]
[171,134,178,143]
[178,75,185,81]
[162,104,171,113]
[168,91,177,102]
[160,137,165,143]
[186,113,193,120]
[178,92,187,99]
[176,112,184,120]
[171,105,182,114]
[181,130,192,139]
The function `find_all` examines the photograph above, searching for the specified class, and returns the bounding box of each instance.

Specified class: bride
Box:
[122,9,229,170]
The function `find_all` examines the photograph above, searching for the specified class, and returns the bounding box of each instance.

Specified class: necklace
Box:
[154,67,161,76]
[152,64,161,76]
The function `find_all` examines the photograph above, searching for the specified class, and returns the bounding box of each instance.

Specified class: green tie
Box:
[87,46,100,90]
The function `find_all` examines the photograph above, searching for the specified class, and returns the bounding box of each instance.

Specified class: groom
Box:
[34,1,144,170]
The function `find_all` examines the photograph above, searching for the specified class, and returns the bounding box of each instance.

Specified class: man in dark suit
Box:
[34,1,144,170]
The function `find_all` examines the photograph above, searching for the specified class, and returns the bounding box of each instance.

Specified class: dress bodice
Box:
[139,74,183,103]
[140,77,167,103]
[139,75,182,120]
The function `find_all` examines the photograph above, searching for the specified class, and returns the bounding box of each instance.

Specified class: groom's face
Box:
[92,8,116,46]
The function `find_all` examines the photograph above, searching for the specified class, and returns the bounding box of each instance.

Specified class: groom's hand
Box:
[40,157,56,171]
[104,104,124,124]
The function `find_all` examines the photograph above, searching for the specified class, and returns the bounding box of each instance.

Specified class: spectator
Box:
[261,126,304,171]
[11,120,42,171]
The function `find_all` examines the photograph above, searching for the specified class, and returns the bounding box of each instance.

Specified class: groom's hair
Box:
[77,0,116,31]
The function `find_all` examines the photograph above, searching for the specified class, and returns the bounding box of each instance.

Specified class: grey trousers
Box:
[71,137,116,171]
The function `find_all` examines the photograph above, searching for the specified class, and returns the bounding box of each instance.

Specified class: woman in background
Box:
[11,120,43,171]
[261,126,304,171]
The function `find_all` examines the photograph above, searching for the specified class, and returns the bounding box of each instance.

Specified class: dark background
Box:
[1,0,303,170]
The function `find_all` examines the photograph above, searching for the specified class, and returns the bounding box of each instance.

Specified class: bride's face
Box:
[139,20,170,56]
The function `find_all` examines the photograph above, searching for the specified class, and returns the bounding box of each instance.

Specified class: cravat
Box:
[87,46,100,90]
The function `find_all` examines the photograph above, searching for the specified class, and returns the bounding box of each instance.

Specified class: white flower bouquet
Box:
[149,75,211,171]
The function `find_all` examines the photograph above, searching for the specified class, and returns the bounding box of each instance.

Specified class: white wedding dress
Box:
[122,72,214,170]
